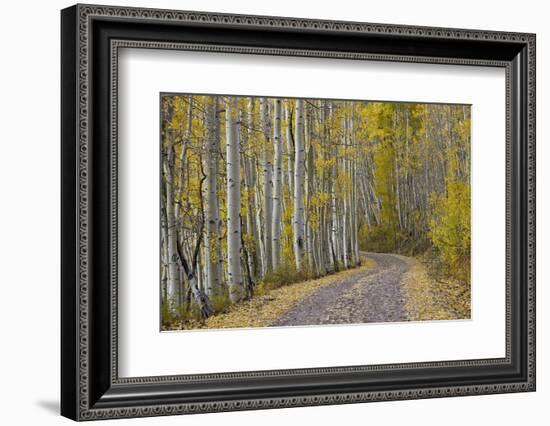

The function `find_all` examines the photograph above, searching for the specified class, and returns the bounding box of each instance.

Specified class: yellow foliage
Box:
[428,180,471,283]
[336,172,352,195]
[315,157,335,173]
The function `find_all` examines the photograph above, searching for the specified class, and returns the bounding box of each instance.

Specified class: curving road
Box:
[271,253,411,327]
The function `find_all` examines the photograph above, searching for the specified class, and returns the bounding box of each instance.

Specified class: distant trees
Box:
[427,107,471,283]
[160,95,470,326]
[354,102,470,282]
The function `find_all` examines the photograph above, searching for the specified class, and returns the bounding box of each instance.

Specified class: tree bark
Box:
[261,98,273,274]
[293,99,305,271]
[226,97,244,303]
[272,98,283,269]
[160,203,168,303]
[285,104,295,200]
[328,104,339,269]
[244,98,264,277]
[341,115,349,269]
[164,132,180,312]
[176,237,213,319]
[305,107,316,274]
[174,96,192,223]
[203,97,223,298]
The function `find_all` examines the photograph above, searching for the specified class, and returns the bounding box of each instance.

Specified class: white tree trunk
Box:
[164,136,180,311]
[226,97,243,303]
[176,238,213,319]
[342,195,349,268]
[245,98,264,277]
[254,166,266,272]
[350,109,360,265]
[160,204,169,302]
[341,116,349,269]
[329,105,339,269]
[322,101,335,273]
[285,103,295,199]
[261,98,273,274]
[305,110,315,274]
[271,98,283,269]
[352,159,360,265]
[293,99,305,271]
[174,96,192,223]
[204,97,222,298]
[243,99,262,280]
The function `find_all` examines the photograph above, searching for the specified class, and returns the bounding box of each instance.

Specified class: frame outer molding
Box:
[61,3,536,421]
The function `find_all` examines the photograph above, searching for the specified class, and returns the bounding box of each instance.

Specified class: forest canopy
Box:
[160,95,471,328]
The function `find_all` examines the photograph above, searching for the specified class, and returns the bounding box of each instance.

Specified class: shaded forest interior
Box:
[160,94,470,328]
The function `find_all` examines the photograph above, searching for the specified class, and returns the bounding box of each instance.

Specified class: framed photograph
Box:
[61,4,536,421]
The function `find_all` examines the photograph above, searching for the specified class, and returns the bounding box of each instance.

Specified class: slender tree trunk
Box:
[394,154,403,231]
[175,96,192,223]
[160,204,168,303]
[261,98,273,274]
[293,99,305,270]
[305,108,315,274]
[164,133,180,313]
[238,111,255,295]
[320,102,333,273]
[203,97,223,298]
[329,106,339,269]
[351,143,360,264]
[254,170,265,271]
[245,98,264,277]
[226,97,243,303]
[285,104,295,200]
[271,98,283,269]
[243,99,261,280]
[176,237,213,319]
[341,115,349,269]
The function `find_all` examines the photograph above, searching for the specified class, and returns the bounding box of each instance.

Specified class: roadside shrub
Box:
[258,262,310,292]
[160,301,174,328]
[428,181,471,284]
[211,293,231,314]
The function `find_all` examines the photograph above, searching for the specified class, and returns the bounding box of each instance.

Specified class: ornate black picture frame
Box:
[61,4,536,421]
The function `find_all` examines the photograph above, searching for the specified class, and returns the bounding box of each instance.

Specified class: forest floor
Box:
[185,252,469,330]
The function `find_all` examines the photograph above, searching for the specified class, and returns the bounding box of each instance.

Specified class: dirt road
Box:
[272,253,411,326]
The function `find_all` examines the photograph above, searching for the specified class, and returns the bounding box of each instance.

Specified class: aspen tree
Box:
[204,97,222,298]
[226,97,243,303]
[272,98,283,269]
[293,99,305,270]
[261,98,273,273]
[164,120,180,313]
